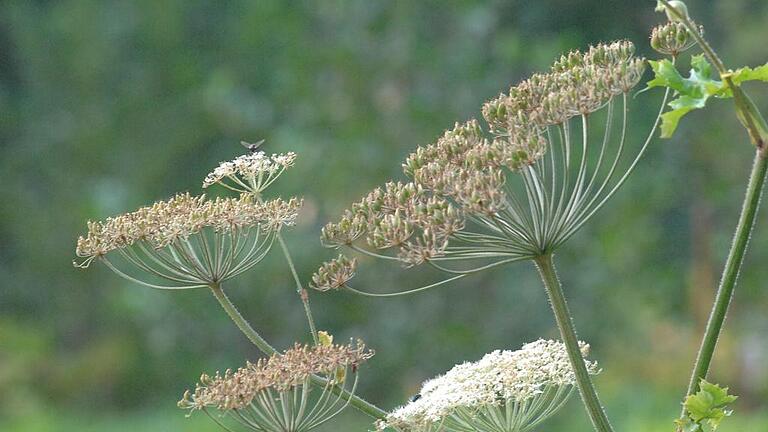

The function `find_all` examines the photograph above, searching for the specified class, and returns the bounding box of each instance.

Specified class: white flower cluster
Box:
[202,151,297,191]
[381,339,598,431]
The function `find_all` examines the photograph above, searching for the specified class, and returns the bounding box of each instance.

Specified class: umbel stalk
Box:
[534,254,614,432]
[209,283,388,420]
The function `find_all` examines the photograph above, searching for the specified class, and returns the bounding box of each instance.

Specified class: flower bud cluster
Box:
[179,340,373,412]
[310,255,358,291]
[76,193,301,262]
[322,182,464,266]
[650,21,700,57]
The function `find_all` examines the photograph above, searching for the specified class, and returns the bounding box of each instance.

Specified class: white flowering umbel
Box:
[379,340,598,432]
[75,192,301,289]
[203,151,297,194]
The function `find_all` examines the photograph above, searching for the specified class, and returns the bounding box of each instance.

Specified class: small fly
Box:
[241,139,266,154]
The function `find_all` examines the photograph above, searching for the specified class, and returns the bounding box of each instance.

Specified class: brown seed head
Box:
[310,255,358,291]
[179,340,373,412]
[75,193,300,264]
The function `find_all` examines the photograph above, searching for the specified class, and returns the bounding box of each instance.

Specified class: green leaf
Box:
[680,380,738,431]
[699,380,738,407]
[646,59,687,92]
[645,56,731,138]
[675,417,702,432]
[731,63,768,85]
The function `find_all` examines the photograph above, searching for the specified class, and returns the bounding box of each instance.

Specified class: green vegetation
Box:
[1,1,767,431]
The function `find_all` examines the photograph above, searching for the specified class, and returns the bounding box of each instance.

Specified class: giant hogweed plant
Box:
[73,2,767,431]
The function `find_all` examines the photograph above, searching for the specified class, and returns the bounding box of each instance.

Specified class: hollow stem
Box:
[683,150,768,406]
[209,282,388,420]
[534,254,614,432]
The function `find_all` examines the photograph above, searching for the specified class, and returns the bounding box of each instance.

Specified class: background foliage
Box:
[1,1,767,430]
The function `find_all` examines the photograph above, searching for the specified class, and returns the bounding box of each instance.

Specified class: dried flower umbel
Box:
[319,41,660,294]
[310,255,358,292]
[378,340,598,432]
[74,192,301,289]
[180,340,374,432]
[316,40,669,432]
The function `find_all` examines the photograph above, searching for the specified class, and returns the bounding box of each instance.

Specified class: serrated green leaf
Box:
[646,59,687,92]
[691,55,714,80]
[731,63,768,85]
[660,106,693,138]
[699,380,738,406]
[646,56,733,137]
[684,392,713,421]
[680,380,738,431]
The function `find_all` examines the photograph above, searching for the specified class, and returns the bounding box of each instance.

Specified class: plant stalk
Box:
[209,283,388,420]
[534,254,614,432]
[276,232,319,345]
[659,0,768,410]
[253,190,319,345]
[683,150,768,406]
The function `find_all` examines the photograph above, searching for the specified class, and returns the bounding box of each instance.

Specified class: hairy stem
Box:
[658,1,768,412]
[211,282,278,354]
[209,283,388,420]
[683,150,768,408]
[534,254,614,432]
[276,232,319,345]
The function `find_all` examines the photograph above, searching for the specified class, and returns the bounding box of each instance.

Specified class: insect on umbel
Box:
[241,139,266,154]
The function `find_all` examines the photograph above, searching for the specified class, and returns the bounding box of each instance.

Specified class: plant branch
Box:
[209,283,388,420]
[534,254,614,432]
[276,232,319,345]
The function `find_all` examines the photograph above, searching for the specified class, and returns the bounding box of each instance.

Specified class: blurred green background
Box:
[1,0,767,431]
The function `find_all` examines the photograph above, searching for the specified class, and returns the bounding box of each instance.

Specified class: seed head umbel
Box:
[310,255,358,292]
[323,41,652,283]
[651,21,701,57]
[180,340,373,432]
[75,193,302,289]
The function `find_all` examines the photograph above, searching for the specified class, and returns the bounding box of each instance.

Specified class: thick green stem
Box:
[209,283,388,420]
[210,282,278,354]
[276,232,319,345]
[534,254,614,432]
[683,151,768,405]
